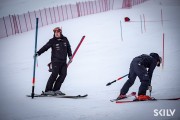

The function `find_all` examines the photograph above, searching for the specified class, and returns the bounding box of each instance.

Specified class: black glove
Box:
[33,52,39,58]
[47,62,52,72]
[68,56,73,63]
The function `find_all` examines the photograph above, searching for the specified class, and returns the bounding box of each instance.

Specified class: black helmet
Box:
[150,53,162,67]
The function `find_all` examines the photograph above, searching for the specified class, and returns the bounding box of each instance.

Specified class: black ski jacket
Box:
[37,35,72,62]
[134,54,157,82]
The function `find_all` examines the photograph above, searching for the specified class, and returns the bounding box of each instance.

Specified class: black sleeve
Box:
[66,39,72,57]
[148,59,157,85]
[37,39,53,56]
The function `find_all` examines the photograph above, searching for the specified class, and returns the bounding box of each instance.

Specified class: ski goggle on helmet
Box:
[53,27,62,33]
[156,56,162,67]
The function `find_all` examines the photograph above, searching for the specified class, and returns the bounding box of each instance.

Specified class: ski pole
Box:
[67,36,85,68]
[149,86,152,97]
[106,74,129,86]
[31,18,39,99]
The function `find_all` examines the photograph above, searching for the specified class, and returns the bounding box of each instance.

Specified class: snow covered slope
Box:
[0,0,180,120]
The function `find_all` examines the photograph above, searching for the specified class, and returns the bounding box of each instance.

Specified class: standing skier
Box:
[35,27,72,95]
[117,53,162,100]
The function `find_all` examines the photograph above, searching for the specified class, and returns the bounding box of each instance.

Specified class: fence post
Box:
[53,7,57,23]
[17,15,22,33]
[82,2,85,16]
[44,8,48,25]
[24,13,28,31]
[57,6,61,22]
[9,15,14,34]
[49,7,53,24]
[28,11,33,30]
[70,4,73,19]
[95,1,98,13]
[61,6,65,21]
[88,1,91,14]
[12,15,16,34]
[99,0,102,12]
[65,4,69,20]
[85,1,88,15]
[112,0,114,9]
[3,17,8,37]
[13,15,19,34]
[15,15,19,34]
[76,2,80,17]
[39,9,43,26]
[90,1,94,14]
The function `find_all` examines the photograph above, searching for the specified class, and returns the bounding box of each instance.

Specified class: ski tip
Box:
[74,94,88,97]
[26,95,31,97]
[26,94,36,97]
[110,100,116,102]
[83,94,88,97]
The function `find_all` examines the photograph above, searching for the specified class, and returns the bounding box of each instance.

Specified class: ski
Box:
[27,94,54,97]
[116,99,156,103]
[56,94,88,99]
[26,94,88,98]
[116,97,180,104]
[110,92,136,102]
[155,98,180,100]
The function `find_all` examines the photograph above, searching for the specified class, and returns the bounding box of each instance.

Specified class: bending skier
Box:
[117,53,162,101]
[35,27,72,95]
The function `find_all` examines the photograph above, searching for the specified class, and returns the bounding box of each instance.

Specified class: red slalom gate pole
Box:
[162,33,164,69]
[120,20,123,41]
[67,36,86,68]
[161,9,163,27]
[143,14,146,32]
[140,15,143,34]
[106,74,129,86]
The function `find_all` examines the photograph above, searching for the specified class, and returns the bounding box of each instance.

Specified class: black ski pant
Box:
[45,62,67,92]
[120,58,150,95]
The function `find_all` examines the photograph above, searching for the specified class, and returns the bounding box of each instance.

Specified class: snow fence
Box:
[0,0,148,39]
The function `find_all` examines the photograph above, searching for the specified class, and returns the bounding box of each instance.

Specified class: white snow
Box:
[0,0,180,120]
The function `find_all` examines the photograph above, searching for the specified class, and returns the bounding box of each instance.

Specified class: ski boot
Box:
[134,95,156,101]
[54,91,66,95]
[42,91,55,96]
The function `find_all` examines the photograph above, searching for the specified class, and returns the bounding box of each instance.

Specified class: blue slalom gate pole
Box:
[31,18,39,99]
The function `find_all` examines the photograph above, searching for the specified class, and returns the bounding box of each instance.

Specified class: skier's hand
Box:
[69,56,73,63]
[148,86,152,91]
[47,62,52,72]
[33,53,39,58]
